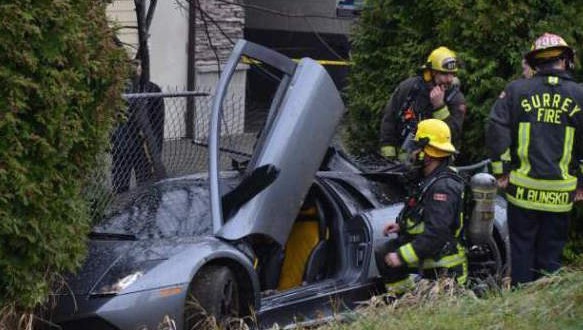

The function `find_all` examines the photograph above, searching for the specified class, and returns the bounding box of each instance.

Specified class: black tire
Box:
[185,265,240,330]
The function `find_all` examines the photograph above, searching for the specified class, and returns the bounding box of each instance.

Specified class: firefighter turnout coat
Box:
[379,76,467,158]
[486,69,583,212]
[395,163,468,283]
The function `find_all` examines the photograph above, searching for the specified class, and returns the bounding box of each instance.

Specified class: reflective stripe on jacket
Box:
[486,69,583,212]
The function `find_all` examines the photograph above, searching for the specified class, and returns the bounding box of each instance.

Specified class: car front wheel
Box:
[185,265,240,330]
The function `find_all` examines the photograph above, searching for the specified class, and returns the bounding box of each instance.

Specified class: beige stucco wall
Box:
[106,0,139,57]
[106,0,245,89]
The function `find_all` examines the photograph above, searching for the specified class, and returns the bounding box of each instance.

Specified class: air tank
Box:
[467,173,498,245]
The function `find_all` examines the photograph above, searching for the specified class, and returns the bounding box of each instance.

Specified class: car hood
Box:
[57,235,232,296]
[210,40,345,246]
[58,238,142,296]
[91,173,244,241]
[58,173,245,296]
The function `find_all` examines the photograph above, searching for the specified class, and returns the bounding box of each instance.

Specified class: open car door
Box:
[210,40,345,246]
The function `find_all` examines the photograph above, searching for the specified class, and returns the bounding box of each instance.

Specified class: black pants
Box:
[507,203,569,285]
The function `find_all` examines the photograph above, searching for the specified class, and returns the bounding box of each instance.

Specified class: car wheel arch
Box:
[186,257,258,323]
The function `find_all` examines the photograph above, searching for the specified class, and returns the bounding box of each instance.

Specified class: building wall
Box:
[107,0,245,89]
[243,0,355,91]
[195,0,245,67]
[107,0,247,139]
[148,2,189,90]
[244,0,353,35]
[106,0,138,55]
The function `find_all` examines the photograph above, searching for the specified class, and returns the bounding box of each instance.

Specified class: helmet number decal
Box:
[441,58,457,71]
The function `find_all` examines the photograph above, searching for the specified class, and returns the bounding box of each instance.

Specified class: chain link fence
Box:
[84,88,270,223]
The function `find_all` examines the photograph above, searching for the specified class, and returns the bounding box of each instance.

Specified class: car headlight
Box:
[89,253,167,297]
[95,271,144,295]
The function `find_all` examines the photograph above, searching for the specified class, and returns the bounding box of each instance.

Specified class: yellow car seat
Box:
[278,198,329,290]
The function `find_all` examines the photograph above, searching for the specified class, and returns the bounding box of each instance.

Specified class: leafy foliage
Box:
[0,1,127,308]
[346,0,583,164]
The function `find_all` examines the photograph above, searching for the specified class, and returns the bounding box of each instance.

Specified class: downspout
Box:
[186,0,196,138]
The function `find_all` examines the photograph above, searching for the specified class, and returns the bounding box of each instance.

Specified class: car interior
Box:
[254,185,338,294]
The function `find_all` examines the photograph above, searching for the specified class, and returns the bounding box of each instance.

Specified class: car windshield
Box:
[92,178,218,240]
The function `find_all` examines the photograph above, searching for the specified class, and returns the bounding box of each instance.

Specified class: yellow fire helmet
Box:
[415,118,457,158]
[524,32,574,68]
[422,46,458,73]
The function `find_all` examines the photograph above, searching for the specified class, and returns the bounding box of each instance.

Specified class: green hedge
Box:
[0,1,127,308]
[346,0,583,164]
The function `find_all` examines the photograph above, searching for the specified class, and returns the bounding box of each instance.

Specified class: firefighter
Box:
[376,119,468,293]
[486,32,583,285]
[111,59,166,193]
[379,47,467,161]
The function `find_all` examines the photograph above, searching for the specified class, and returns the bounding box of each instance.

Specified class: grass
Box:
[320,267,583,330]
[3,268,583,329]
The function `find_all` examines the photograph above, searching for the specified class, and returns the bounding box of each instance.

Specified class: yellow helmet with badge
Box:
[524,32,574,68]
[423,47,458,73]
[415,119,457,158]
[421,46,458,81]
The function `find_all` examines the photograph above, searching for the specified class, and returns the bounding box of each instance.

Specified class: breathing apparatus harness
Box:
[397,166,465,241]
[398,82,422,143]
[397,77,459,155]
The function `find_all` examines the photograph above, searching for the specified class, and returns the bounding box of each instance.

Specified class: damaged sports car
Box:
[49,40,509,330]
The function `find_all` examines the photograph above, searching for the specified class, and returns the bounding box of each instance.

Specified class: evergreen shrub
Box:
[0,0,127,307]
